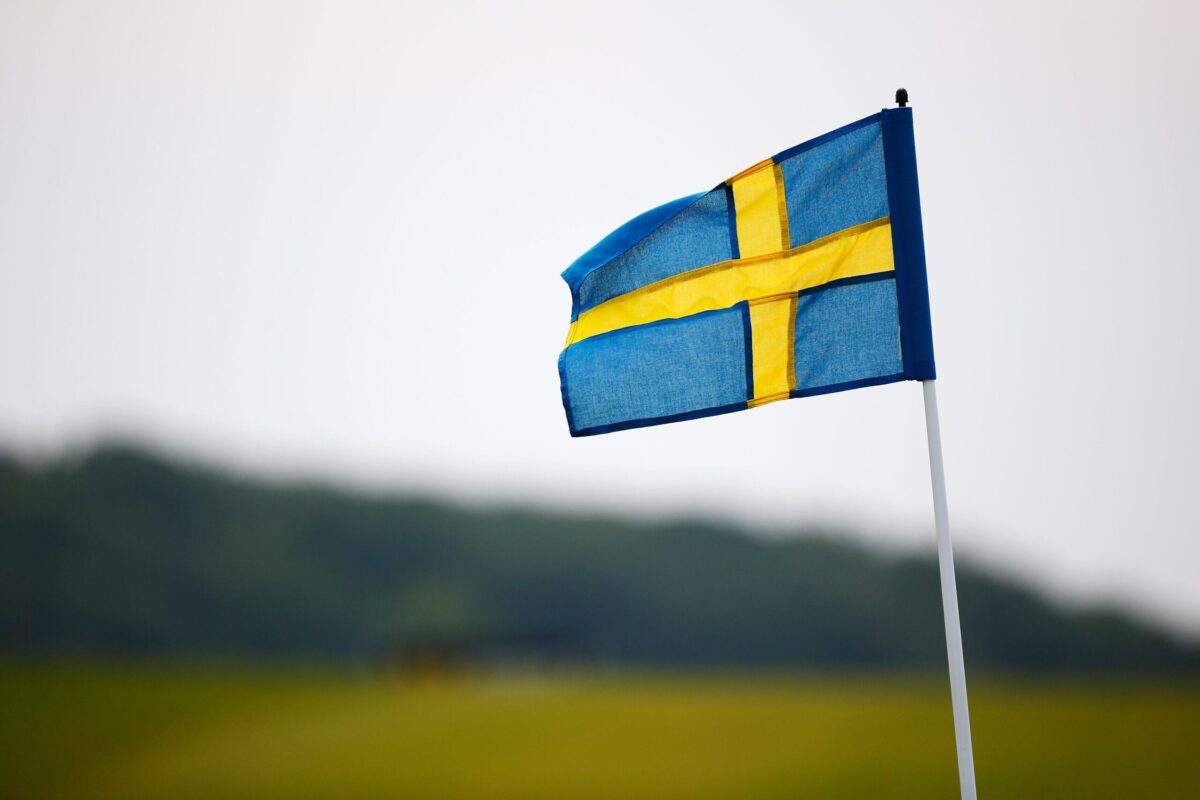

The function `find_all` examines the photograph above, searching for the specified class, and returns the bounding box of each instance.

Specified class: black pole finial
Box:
[895,88,908,107]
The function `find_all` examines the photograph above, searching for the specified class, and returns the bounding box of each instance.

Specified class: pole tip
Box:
[895,88,908,107]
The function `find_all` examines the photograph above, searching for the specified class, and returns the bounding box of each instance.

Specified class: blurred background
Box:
[2,1,1198,798]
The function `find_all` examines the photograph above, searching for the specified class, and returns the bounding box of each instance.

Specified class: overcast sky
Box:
[2,1,1198,634]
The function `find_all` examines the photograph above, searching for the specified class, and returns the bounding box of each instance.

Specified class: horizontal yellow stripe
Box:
[567,217,893,346]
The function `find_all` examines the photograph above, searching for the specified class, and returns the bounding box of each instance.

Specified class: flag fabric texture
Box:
[558,107,935,437]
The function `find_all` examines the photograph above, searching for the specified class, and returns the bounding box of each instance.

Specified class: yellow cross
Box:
[564,168,896,410]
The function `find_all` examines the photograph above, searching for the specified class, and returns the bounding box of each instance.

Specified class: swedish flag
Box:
[558,107,936,437]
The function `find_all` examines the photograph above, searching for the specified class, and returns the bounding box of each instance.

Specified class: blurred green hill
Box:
[0,443,1194,670]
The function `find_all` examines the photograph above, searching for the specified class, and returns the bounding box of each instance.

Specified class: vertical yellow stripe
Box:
[773,161,791,250]
[748,296,796,406]
[730,162,785,258]
[785,292,798,392]
[734,158,795,407]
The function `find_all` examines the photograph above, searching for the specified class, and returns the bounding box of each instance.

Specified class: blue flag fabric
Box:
[559,107,934,437]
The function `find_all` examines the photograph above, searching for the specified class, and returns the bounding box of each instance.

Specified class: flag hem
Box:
[880,106,936,380]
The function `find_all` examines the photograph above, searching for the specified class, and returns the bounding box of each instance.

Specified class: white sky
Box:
[2,1,1198,634]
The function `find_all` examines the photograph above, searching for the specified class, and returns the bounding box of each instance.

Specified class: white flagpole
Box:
[922,379,978,800]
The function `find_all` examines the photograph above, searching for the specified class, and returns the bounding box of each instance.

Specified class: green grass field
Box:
[1,665,1197,799]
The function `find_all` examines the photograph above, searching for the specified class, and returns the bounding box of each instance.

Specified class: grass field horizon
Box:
[3,663,1197,799]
